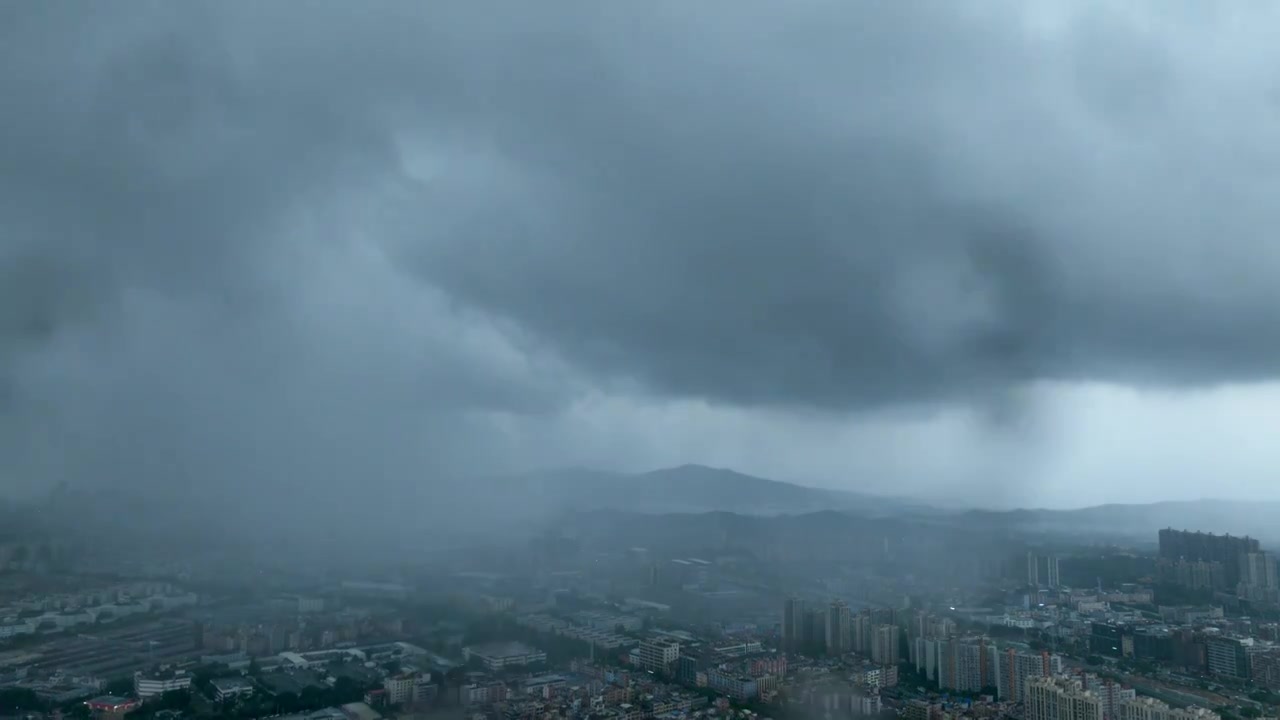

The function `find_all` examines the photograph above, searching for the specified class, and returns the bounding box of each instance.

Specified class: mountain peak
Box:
[648,463,733,476]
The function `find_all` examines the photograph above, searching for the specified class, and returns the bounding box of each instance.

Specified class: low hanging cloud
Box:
[4,1,1280,517]
[395,2,1280,409]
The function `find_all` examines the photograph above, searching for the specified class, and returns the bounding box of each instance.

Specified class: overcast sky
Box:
[4,1,1280,512]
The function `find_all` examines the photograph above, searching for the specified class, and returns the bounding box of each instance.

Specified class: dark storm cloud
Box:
[0,2,575,515]
[385,1,1280,408]
[4,1,1280,515]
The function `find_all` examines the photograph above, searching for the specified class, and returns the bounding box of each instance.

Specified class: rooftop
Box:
[466,641,541,658]
[644,637,683,648]
[211,677,253,691]
[86,696,138,709]
[136,668,189,681]
[339,702,382,720]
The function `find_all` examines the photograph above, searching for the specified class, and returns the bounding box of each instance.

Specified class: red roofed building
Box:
[85,695,142,716]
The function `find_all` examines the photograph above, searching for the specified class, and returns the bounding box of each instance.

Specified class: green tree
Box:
[158,689,192,711]
[192,663,228,691]
[299,686,325,710]
[236,697,270,720]
[0,688,43,713]
[274,692,300,714]
[444,666,469,686]
[330,677,365,705]
[104,678,135,697]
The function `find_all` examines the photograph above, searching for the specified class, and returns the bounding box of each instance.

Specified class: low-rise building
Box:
[522,673,567,698]
[85,695,143,716]
[1026,676,1103,720]
[461,681,508,706]
[210,677,254,703]
[462,641,546,671]
[1121,696,1220,720]
[382,671,433,705]
[638,638,681,674]
[705,669,757,701]
[134,668,192,699]
[853,663,898,691]
[573,611,644,632]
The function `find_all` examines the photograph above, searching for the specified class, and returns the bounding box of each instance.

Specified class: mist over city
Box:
[5,3,1280,720]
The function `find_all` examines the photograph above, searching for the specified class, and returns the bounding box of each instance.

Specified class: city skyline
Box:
[8,2,1280,720]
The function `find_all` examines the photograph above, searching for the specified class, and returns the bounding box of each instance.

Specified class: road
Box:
[1062,657,1233,708]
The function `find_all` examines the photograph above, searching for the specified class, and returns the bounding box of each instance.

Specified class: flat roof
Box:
[524,674,567,685]
[87,696,138,708]
[466,641,541,658]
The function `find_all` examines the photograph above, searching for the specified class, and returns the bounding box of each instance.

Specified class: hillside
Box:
[22,465,1280,553]
[961,499,1280,546]
[487,463,923,518]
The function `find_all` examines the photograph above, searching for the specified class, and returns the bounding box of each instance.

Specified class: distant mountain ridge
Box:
[493,463,928,518]
[960,498,1280,545]
[22,465,1280,551]
[506,466,1280,545]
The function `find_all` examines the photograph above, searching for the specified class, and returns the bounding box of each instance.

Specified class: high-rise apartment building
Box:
[803,608,828,655]
[1240,552,1278,588]
[933,637,996,693]
[997,649,1063,702]
[872,625,899,666]
[1026,553,1061,588]
[1095,678,1136,720]
[854,611,873,656]
[1063,670,1136,720]
[782,598,806,653]
[1026,677,1103,720]
[1164,559,1226,592]
[1159,529,1258,588]
[1239,552,1279,602]
[916,637,937,680]
[1206,636,1253,680]
[960,641,995,693]
[825,601,851,656]
[916,637,939,682]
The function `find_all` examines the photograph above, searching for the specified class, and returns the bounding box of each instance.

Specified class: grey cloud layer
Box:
[3,2,1280,510]
[400,2,1280,407]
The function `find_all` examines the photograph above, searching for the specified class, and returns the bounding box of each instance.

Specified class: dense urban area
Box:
[5,497,1280,720]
